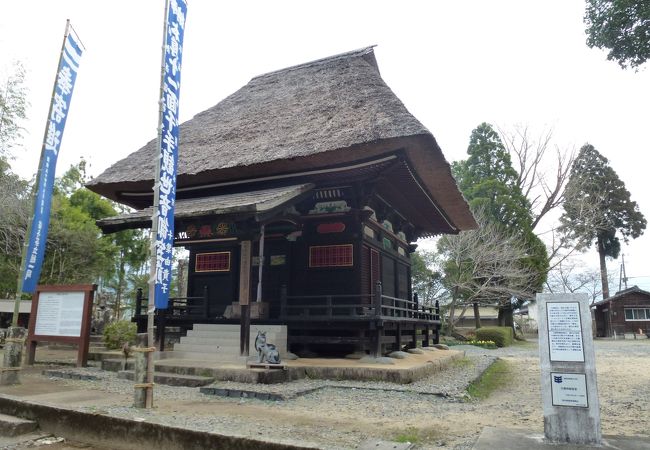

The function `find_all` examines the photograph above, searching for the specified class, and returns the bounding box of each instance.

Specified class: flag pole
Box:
[12,20,72,326]
[144,0,172,409]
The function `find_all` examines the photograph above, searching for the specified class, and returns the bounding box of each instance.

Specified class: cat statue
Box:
[255,331,281,364]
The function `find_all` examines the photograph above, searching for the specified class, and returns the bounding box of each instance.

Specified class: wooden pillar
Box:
[373,327,382,358]
[374,281,382,317]
[280,285,287,319]
[156,309,166,352]
[202,285,209,318]
[423,325,430,347]
[395,322,402,352]
[239,240,252,356]
[136,288,143,315]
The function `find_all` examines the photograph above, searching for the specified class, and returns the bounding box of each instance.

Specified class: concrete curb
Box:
[0,396,318,450]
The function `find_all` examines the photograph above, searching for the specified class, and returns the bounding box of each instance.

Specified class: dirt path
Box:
[5,339,649,449]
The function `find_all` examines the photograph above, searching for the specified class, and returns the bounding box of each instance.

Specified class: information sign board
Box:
[551,372,588,408]
[34,291,85,336]
[27,284,96,367]
[547,301,584,362]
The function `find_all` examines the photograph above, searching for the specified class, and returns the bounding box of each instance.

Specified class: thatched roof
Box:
[87,46,476,231]
[97,184,313,234]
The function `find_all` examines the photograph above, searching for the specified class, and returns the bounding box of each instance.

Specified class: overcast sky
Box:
[1,1,649,291]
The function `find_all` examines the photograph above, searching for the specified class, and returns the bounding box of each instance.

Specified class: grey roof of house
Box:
[592,286,650,306]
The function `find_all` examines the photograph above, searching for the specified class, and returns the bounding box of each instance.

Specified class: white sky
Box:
[1,1,649,291]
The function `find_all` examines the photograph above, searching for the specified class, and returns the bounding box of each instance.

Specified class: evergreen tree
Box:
[560,144,646,299]
[449,123,549,327]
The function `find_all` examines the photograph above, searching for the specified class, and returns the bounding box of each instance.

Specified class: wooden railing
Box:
[134,286,210,319]
[280,282,440,323]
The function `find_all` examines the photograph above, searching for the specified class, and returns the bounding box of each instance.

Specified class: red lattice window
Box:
[309,244,353,268]
[195,252,231,272]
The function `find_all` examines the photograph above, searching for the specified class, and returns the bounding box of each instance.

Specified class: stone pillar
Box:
[133,333,148,408]
[537,293,601,445]
[0,327,26,385]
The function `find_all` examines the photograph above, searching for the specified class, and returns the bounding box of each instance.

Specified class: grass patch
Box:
[452,357,474,369]
[512,338,536,348]
[394,428,420,444]
[390,427,441,445]
[466,358,510,400]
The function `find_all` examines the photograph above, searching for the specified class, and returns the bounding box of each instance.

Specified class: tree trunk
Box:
[473,302,481,329]
[446,287,459,336]
[598,238,610,300]
[498,305,514,328]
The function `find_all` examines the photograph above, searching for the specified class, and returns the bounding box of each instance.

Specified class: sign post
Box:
[537,293,601,445]
[26,284,96,368]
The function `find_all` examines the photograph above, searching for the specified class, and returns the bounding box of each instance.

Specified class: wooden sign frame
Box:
[27,284,96,367]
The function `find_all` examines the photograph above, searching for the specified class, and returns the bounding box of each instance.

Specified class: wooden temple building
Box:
[87,47,476,357]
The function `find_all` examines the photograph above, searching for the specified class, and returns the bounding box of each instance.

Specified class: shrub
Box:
[103,320,137,350]
[475,326,513,347]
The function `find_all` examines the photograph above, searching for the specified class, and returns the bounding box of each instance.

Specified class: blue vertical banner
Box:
[154,0,187,308]
[22,25,83,293]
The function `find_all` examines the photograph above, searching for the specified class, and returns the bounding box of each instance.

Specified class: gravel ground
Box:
[13,338,650,449]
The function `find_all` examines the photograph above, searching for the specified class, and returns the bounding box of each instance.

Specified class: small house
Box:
[593,286,650,338]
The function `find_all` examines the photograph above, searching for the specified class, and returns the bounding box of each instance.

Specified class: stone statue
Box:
[254,331,280,364]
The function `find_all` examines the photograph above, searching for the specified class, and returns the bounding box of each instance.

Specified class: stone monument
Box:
[537,293,601,445]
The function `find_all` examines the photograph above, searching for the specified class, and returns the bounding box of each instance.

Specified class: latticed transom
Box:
[195,252,231,272]
[309,244,353,268]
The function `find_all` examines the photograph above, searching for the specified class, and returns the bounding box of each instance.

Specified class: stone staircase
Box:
[100,324,288,387]
[87,334,123,362]
[172,324,288,360]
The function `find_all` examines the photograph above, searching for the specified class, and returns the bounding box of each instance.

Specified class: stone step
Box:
[0,413,38,437]
[89,334,104,343]
[88,350,124,362]
[185,329,286,339]
[117,370,214,387]
[180,335,285,347]
[101,359,134,372]
[173,343,244,355]
[192,324,286,333]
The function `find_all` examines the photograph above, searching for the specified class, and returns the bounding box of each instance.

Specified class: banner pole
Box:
[12,20,72,326]
[145,0,172,409]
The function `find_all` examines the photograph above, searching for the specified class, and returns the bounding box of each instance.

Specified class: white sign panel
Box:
[547,302,585,362]
[34,291,85,337]
[551,372,588,408]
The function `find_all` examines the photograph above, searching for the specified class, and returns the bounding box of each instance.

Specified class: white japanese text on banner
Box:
[155,0,187,308]
[22,26,83,293]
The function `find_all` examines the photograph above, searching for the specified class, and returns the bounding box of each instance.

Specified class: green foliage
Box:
[561,144,646,258]
[585,0,650,69]
[475,326,513,347]
[103,320,137,350]
[451,123,548,301]
[39,191,117,286]
[466,358,510,400]
[410,250,443,306]
[453,123,529,230]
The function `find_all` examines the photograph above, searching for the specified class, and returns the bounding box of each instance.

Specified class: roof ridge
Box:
[252,45,377,80]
